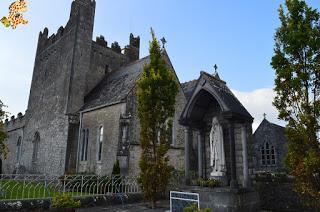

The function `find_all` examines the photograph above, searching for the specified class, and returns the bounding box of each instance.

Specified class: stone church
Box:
[3,0,256,188]
[253,118,288,172]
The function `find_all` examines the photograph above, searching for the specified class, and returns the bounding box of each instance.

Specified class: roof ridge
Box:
[120,55,150,69]
[201,70,226,84]
[181,79,198,85]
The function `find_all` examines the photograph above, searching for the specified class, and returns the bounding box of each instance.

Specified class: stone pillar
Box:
[228,123,238,188]
[185,127,191,185]
[241,125,250,188]
[197,130,203,178]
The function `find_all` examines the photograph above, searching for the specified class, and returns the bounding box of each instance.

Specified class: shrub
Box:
[195,178,220,188]
[51,194,80,209]
[112,160,121,176]
[183,203,211,212]
[255,171,290,183]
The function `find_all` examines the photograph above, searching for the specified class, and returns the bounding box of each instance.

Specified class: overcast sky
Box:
[1,0,318,131]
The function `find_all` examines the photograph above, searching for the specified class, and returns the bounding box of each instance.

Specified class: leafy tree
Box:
[0,100,8,159]
[271,0,320,207]
[137,29,179,208]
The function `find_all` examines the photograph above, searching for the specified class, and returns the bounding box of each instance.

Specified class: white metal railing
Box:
[0,174,140,201]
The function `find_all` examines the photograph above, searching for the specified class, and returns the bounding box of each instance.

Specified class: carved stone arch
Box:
[184,88,223,129]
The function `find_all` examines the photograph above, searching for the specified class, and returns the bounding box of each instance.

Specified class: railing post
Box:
[44,175,47,199]
[22,177,26,199]
[80,175,83,196]
[96,176,99,195]
[111,176,114,194]
[63,175,66,193]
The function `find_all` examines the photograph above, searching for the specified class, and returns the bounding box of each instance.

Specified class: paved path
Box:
[77,201,170,212]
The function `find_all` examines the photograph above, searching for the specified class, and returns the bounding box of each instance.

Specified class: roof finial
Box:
[213,64,220,79]
[160,37,167,48]
[263,113,267,119]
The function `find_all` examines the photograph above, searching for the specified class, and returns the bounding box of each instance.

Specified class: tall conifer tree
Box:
[137,29,179,208]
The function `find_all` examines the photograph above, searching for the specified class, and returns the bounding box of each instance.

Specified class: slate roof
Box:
[81,56,150,111]
[254,118,285,136]
[181,79,198,101]
[181,71,253,120]
[202,71,252,119]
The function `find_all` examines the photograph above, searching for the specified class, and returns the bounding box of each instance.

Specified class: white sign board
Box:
[170,191,200,212]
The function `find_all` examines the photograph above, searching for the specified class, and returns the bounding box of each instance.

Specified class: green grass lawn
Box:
[0,180,89,201]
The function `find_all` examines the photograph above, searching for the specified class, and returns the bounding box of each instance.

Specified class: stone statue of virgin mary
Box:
[209,117,226,177]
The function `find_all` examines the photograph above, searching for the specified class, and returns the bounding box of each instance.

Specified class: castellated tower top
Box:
[70,0,96,19]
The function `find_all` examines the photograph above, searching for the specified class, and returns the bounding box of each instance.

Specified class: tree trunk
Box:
[151,199,156,209]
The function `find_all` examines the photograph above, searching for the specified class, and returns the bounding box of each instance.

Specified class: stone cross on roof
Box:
[160,37,167,48]
[263,113,267,119]
[213,64,220,79]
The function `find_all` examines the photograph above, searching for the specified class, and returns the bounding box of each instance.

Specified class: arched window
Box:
[16,137,22,163]
[260,141,276,166]
[97,126,103,162]
[32,132,40,163]
[80,130,85,161]
[157,118,175,145]
[80,129,89,161]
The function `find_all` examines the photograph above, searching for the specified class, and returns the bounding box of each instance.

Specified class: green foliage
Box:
[255,172,290,183]
[183,203,211,212]
[112,160,121,176]
[271,0,320,208]
[0,100,8,159]
[194,178,220,188]
[137,28,179,208]
[51,194,80,209]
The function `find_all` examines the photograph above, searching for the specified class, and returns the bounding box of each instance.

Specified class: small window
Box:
[260,141,276,167]
[16,137,22,163]
[97,126,103,162]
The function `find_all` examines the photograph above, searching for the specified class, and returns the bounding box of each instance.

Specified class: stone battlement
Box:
[36,0,96,56]
[5,112,25,132]
[93,33,140,62]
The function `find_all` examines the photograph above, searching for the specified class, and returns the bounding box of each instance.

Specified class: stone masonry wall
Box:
[86,41,129,96]
[13,0,96,175]
[3,115,25,173]
[79,103,125,175]
[126,80,187,177]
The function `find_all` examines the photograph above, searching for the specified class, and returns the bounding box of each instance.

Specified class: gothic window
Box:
[97,126,103,162]
[16,137,22,163]
[32,132,40,163]
[157,118,175,145]
[260,141,276,167]
[80,129,89,161]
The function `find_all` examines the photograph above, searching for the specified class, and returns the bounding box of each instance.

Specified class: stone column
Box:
[197,130,203,178]
[185,127,191,185]
[228,123,238,188]
[241,125,250,188]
